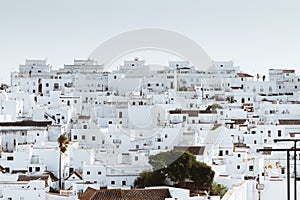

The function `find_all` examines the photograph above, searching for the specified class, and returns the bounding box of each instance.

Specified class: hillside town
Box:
[1,58,300,199]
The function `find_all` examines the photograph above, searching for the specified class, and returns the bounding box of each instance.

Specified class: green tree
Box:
[190,162,215,190]
[210,182,228,198]
[0,83,9,90]
[134,170,166,188]
[57,134,69,190]
[206,103,223,113]
[135,150,215,190]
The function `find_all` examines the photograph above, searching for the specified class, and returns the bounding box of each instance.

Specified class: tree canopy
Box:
[57,134,69,153]
[134,150,215,191]
[210,182,228,198]
[205,103,223,113]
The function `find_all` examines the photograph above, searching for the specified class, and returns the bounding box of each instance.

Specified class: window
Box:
[249,165,254,171]
[83,125,87,129]
[119,112,122,118]
[225,150,229,155]
[36,167,40,172]
[278,130,282,137]
[7,156,14,161]
[92,136,96,141]
[54,83,59,89]
[111,180,115,185]
[237,165,240,169]
[82,135,86,140]
[122,181,126,186]
[264,139,267,143]
[74,135,78,140]
[29,167,32,172]
[254,140,257,144]
[46,83,49,87]
[237,154,241,158]
[135,156,138,161]
[87,171,90,175]
[98,171,101,175]
[108,121,112,124]
[219,150,223,156]
[268,130,271,137]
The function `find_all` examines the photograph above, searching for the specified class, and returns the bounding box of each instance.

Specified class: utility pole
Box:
[257,148,300,200]
[274,139,300,200]
[256,174,263,200]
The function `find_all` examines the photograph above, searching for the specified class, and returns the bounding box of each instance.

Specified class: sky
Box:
[0,0,299,83]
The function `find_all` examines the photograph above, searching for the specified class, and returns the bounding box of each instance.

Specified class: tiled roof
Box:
[278,119,300,125]
[12,170,27,174]
[232,119,247,125]
[169,110,198,117]
[44,171,59,182]
[169,110,215,116]
[282,69,295,73]
[79,187,98,200]
[17,175,50,186]
[0,120,51,127]
[0,165,5,173]
[87,188,171,200]
[236,73,253,78]
[66,170,83,180]
[122,189,171,200]
[91,189,122,200]
[174,146,205,155]
[78,116,91,120]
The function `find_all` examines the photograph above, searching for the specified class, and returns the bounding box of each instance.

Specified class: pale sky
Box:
[0,0,299,83]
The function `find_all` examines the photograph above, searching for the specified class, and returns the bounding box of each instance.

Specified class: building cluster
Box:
[1,58,300,199]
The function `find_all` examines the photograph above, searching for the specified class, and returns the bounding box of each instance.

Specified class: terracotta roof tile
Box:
[236,73,253,78]
[79,187,98,200]
[279,119,300,125]
[87,188,171,200]
[0,120,51,127]
[174,146,205,155]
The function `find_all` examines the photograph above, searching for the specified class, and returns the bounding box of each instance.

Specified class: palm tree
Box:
[57,134,69,190]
